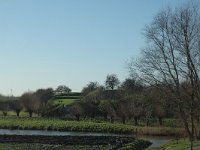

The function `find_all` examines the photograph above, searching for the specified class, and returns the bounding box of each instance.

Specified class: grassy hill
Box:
[49,93,82,106]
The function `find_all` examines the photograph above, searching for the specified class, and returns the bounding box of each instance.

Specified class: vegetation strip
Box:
[0,117,183,136]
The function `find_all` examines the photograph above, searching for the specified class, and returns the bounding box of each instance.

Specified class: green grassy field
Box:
[48,95,81,106]
[48,98,76,105]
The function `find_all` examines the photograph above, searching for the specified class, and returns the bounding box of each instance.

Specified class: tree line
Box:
[0,85,72,117]
[0,75,172,128]
[70,77,174,126]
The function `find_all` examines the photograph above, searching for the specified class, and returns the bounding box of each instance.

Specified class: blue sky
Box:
[0,0,190,96]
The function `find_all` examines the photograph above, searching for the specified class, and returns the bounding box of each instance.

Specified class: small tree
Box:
[116,100,129,124]
[35,88,54,106]
[81,102,100,118]
[0,101,9,117]
[126,95,144,126]
[143,87,167,126]
[55,85,71,95]
[9,100,23,117]
[99,100,116,123]
[82,88,104,104]
[70,101,84,121]
[82,82,98,95]
[105,74,120,90]
[121,78,143,94]
[98,100,110,120]
[20,92,40,117]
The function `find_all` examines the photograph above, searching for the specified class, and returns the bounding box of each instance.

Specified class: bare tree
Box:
[98,100,116,123]
[70,101,84,121]
[20,92,40,117]
[144,87,166,126]
[9,100,23,117]
[81,82,101,96]
[121,78,143,94]
[116,100,129,124]
[0,101,10,117]
[126,95,144,126]
[82,88,104,104]
[35,88,54,106]
[130,3,200,149]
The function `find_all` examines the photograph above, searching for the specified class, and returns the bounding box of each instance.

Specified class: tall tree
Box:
[129,3,200,149]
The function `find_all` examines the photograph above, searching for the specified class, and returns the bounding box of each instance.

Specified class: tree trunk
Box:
[181,112,194,150]
[16,111,20,117]
[196,116,200,123]
[3,112,7,117]
[190,113,194,150]
[122,116,126,124]
[104,113,108,120]
[29,111,33,117]
[146,119,149,126]
[158,117,163,126]
[76,115,80,121]
[134,117,138,126]
[91,113,95,118]
[190,140,193,150]
[110,116,114,123]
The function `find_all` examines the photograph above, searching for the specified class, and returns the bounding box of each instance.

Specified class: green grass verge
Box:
[147,139,200,150]
[0,117,137,133]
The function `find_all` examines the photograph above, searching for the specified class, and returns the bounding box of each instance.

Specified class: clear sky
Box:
[0,0,190,96]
